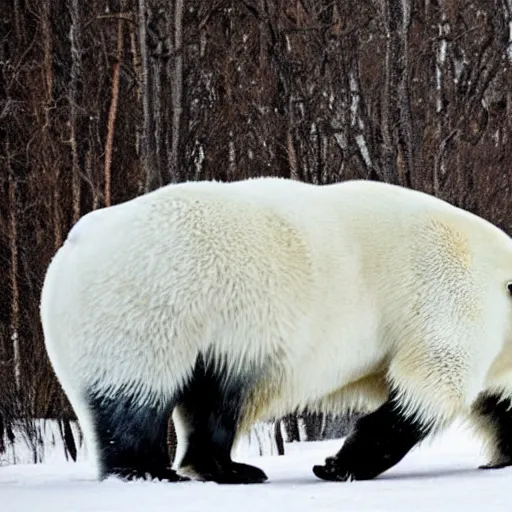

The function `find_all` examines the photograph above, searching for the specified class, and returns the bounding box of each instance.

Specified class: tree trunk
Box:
[8,173,20,394]
[68,0,82,222]
[138,0,159,192]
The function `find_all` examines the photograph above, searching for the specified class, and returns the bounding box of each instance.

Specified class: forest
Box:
[1,0,512,462]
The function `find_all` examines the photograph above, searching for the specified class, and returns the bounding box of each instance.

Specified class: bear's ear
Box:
[508,282,512,295]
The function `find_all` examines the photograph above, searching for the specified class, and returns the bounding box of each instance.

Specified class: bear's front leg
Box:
[471,392,512,470]
[313,388,432,481]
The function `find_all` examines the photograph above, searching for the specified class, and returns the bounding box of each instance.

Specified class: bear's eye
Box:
[508,282,512,295]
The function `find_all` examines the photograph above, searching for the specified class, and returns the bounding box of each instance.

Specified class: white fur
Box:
[40,178,512,475]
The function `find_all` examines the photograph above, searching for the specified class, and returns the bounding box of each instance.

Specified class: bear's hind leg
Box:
[87,389,183,481]
[313,387,433,481]
[173,356,268,484]
[471,392,512,470]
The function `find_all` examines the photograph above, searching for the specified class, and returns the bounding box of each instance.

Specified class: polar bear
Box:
[40,177,512,484]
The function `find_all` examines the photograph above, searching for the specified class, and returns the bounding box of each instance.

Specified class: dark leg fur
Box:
[87,390,185,482]
[313,389,432,481]
[473,393,512,470]
[177,355,267,484]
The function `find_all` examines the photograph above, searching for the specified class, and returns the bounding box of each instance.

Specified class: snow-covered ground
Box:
[1,423,511,512]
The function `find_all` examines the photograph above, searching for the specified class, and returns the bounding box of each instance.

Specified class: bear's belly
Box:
[239,332,387,428]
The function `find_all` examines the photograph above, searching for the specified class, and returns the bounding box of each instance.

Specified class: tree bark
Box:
[68,0,82,222]
[8,171,20,393]
[169,0,184,183]
[104,16,124,207]
[138,0,159,192]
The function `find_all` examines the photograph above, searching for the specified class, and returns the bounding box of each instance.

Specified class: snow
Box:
[1,423,511,512]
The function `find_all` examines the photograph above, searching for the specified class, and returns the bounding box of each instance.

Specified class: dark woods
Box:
[1,0,512,460]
